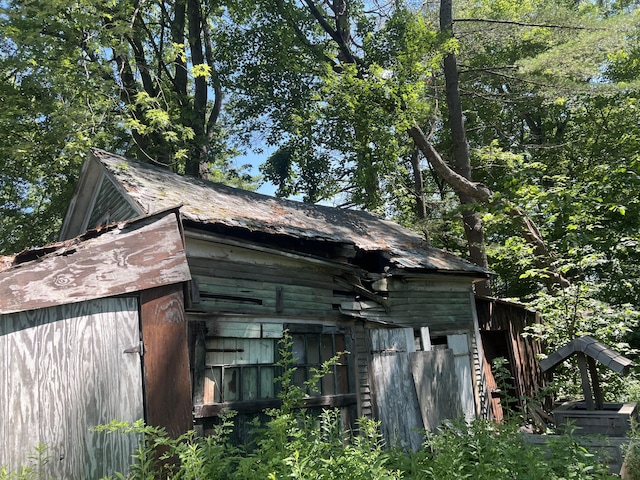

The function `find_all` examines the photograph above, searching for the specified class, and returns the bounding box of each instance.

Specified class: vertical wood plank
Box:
[64,298,143,479]
[0,313,5,468]
[1,298,144,479]
[37,305,69,479]
[369,328,424,451]
[410,350,463,431]
[448,334,476,422]
[65,300,100,479]
[420,327,432,351]
[140,284,192,438]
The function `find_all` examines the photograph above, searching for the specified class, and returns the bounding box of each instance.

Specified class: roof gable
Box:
[62,149,488,277]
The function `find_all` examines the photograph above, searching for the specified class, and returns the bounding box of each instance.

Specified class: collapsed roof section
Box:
[59,149,488,278]
[1,210,191,315]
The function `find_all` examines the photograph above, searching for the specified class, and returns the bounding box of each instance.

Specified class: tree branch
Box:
[453,18,608,31]
[408,122,492,201]
[302,0,361,66]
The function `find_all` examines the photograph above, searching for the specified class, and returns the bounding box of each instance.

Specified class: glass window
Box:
[203,323,352,404]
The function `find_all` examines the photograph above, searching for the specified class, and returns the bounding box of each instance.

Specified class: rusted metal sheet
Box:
[140,284,192,438]
[0,211,191,315]
[86,149,488,276]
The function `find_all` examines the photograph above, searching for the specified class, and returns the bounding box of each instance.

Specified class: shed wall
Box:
[0,297,143,478]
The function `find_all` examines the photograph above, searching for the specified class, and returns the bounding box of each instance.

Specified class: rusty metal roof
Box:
[91,149,488,276]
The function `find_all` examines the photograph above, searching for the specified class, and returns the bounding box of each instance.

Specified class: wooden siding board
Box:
[0,213,191,315]
[448,334,476,422]
[38,307,68,477]
[195,279,337,308]
[63,300,143,478]
[189,259,339,288]
[87,175,137,229]
[140,284,192,439]
[1,310,40,470]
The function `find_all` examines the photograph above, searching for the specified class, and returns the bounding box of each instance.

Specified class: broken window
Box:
[201,322,352,405]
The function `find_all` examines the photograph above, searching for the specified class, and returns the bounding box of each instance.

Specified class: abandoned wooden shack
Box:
[1,147,494,472]
[0,211,192,478]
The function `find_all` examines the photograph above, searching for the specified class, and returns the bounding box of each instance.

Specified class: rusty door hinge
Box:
[124,342,144,355]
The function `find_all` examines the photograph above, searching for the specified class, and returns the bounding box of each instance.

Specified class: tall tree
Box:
[0,0,257,254]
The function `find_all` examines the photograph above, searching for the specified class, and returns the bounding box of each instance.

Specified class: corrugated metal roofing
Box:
[92,149,488,276]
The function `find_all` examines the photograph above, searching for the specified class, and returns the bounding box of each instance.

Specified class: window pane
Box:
[321,334,334,362]
[307,334,320,364]
[242,366,259,400]
[293,365,306,388]
[292,334,305,365]
[257,339,275,364]
[224,367,240,402]
[308,367,322,396]
[260,366,275,399]
[204,367,221,404]
[321,369,335,395]
[336,365,349,394]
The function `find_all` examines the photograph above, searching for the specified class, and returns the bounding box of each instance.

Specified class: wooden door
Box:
[0,297,144,479]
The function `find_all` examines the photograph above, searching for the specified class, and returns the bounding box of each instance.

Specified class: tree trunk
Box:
[439,0,491,295]
[186,0,209,178]
[409,149,428,220]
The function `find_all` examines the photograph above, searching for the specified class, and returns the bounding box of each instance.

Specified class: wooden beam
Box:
[141,284,193,438]
[193,393,358,417]
[576,352,595,411]
[587,356,605,410]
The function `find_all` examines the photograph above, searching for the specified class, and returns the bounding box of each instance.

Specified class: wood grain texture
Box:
[0,212,190,315]
[369,328,424,451]
[410,350,462,431]
[141,284,192,439]
[448,334,476,422]
[0,298,143,478]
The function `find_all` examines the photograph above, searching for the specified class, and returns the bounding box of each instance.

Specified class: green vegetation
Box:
[86,416,619,480]
[0,333,630,479]
[2,0,640,426]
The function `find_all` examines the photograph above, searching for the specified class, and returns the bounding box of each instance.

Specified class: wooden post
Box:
[587,356,605,410]
[140,284,193,437]
[576,352,595,410]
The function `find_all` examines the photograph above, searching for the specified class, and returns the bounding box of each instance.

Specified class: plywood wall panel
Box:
[0,297,144,478]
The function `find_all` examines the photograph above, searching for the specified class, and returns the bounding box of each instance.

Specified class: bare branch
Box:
[453,17,608,31]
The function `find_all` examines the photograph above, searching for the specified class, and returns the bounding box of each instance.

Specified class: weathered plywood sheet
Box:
[448,334,476,422]
[0,297,143,478]
[410,350,462,431]
[0,212,190,315]
[369,328,423,450]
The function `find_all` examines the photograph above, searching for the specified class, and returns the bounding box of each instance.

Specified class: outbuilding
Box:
[2,149,492,475]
